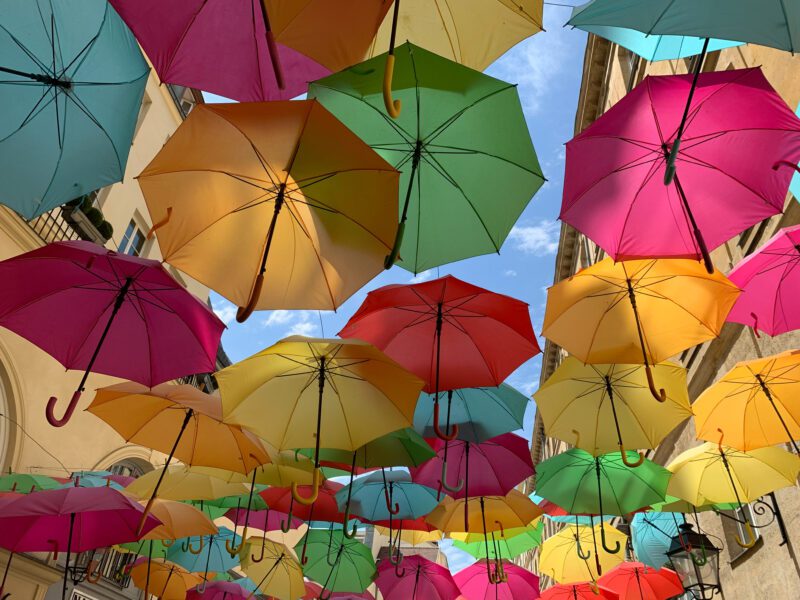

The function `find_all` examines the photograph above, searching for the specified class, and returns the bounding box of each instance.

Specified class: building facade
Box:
[0,73,217,599]
[520,36,800,599]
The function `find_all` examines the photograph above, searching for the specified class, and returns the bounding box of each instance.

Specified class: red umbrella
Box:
[0,241,224,427]
[561,68,800,273]
[376,554,460,599]
[454,561,540,598]
[541,583,619,600]
[339,276,539,440]
[0,485,160,600]
[598,563,683,600]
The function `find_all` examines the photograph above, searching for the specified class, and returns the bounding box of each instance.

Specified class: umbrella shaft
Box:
[604,377,624,447]
[625,279,651,368]
[399,141,423,223]
[673,38,709,149]
[0,65,70,88]
[756,374,800,454]
[388,0,401,54]
[258,185,285,275]
[62,513,75,600]
[313,358,325,467]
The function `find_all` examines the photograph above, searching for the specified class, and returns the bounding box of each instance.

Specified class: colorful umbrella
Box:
[693,351,800,453]
[376,554,461,599]
[540,583,619,600]
[373,517,441,546]
[337,469,439,526]
[542,258,739,401]
[310,44,544,272]
[561,68,800,271]
[452,521,544,560]
[139,101,399,321]
[238,537,305,599]
[535,358,691,463]
[220,337,422,505]
[297,529,376,596]
[225,508,301,534]
[414,384,530,444]
[598,563,684,600]
[339,275,539,440]
[0,0,149,218]
[166,528,241,576]
[726,225,800,336]
[187,580,249,600]
[129,558,203,600]
[454,561,540,597]
[110,0,390,102]
[0,473,62,494]
[539,524,627,583]
[630,512,684,569]
[427,491,542,535]
[125,466,249,503]
[0,240,224,427]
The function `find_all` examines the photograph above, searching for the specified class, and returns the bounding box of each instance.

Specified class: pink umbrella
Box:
[224,507,301,532]
[376,554,461,600]
[303,582,375,600]
[0,241,224,427]
[187,580,249,599]
[562,67,800,273]
[598,562,683,600]
[726,224,800,336]
[0,485,161,600]
[109,0,390,102]
[454,561,540,599]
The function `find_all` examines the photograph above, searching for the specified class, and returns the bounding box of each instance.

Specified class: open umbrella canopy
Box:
[125,466,249,502]
[260,480,345,525]
[374,517,441,546]
[337,470,439,521]
[0,473,63,494]
[376,554,461,600]
[239,537,305,599]
[129,558,204,600]
[225,508,301,533]
[426,490,542,535]
[539,524,627,584]
[0,0,149,219]
[0,241,224,427]
[166,527,241,574]
[139,101,399,319]
[297,529,376,595]
[598,562,684,600]
[187,580,250,600]
[299,428,435,470]
[139,499,218,542]
[310,44,544,273]
[630,512,684,569]
[454,561,540,600]
[541,583,619,600]
[452,521,544,560]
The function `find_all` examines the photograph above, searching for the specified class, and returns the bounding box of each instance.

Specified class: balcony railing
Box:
[26,208,82,244]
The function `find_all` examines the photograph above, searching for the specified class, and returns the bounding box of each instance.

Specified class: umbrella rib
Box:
[63,88,124,178]
[0,85,56,145]
[423,85,517,146]
[161,0,213,76]
[57,3,109,79]
[0,23,51,75]
[432,0,461,63]
[426,143,544,177]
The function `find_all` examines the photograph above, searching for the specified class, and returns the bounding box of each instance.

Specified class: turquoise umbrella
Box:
[166,527,241,580]
[336,470,439,522]
[414,385,530,444]
[630,511,685,569]
[0,0,149,218]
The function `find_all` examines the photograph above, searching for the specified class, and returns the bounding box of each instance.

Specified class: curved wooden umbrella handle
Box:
[600,525,621,555]
[342,506,359,539]
[394,560,406,578]
[190,536,205,555]
[433,401,459,441]
[292,468,320,506]
[226,534,244,557]
[146,207,172,240]
[162,538,175,548]
[383,54,401,118]
[735,521,757,549]
[46,390,82,427]
[619,445,645,468]
[773,160,800,175]
[85,560,102,584]
[644,365,667,403]
[439,460,464,493]
[236,273,264,323]
[383,486,400,515]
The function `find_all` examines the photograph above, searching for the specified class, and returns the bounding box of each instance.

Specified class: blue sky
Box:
[207,3,587,574]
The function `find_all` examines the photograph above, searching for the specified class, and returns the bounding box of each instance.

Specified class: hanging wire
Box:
[0,412,69,474]
[318,311,325,337]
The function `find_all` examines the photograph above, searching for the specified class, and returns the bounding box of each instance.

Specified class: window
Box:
[109,459,145,479]
[680,345,703,371]
[737,219,770,257]
[118,220,146,256]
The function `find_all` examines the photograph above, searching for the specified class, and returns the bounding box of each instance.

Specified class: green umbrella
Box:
[299,429,435,469]
[296,529,376,595]
[650,495,738,514]
[535,449,670,554]
[309,42,544,274]
[452,521,544,560]
[204,488,269,511]
[184,500,229,521]
[0,473,62,493]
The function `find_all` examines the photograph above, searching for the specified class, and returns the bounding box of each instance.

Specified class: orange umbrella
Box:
[129,558,204,600]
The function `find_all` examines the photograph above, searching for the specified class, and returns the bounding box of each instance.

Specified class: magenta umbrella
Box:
[376,554,460,600]
[562,67,800,273]
[454,561,540,599]
[187,580,249,599]
[0,241,224,427]
[109,0,390,102]
[0,485,161,600]
[409,433,534,531]
[224,507,301,532]
[726,224,800,336]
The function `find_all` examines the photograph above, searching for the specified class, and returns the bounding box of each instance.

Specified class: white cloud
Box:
[286,314,319,337]
[408,270,434,284]
[212,298,237,326]
[508,220,560,256]
[504,269,518,277]
[261,310,293,327]
[260,309,320,338]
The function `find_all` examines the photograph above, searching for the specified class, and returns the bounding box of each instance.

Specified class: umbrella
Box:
[167,528,241,591]
[376,554,460,599]
[630,512,684,569]
[427,491,542,535]
[0,240,224,427]
[110,0,390,103]
[239,537,305,599]
[297,529,376,596]
[129,558,203,600]
[454,561,540,597]
[693,351,800,453]
[726,225,800,336]
[0,485,160,600]
[125,465,249,502]
[649,495,738,515]
[561,67,800,272]
[542,258,739,401]
[414,384,530,444]
[298,428,435,471]
[68,471,133,488]
[0,473,62,494]
[598,563,683,600]
[219,337,423,505]
[0,0,149,218]
[452,521,544,560]
[139,101,399,321]
[535,449,670,554]
[534,358,691,464]
[225,508,301,534]
[310,44,544,272]
[373,517,441,546]
[540,583,619,600]
[369,0,542,117]
[666,435,800,548]
[539,524,627,583]
[187,580,250,600]
[303,583,376,600]
[339,275,539,440]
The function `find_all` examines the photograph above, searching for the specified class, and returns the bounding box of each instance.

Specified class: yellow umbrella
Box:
[191,451,318,487]
[425,490,542,534]
[139,101,399,321]
[539,523,627,584]
[542,258,739,402]
[218,336,423,505]
[375,525,441,546]
[535,358,691,465]
[694,350,800,452]
[239,538,305,600]
[129,558,204,600]
[667,436,800,548]
[125,465,249,502]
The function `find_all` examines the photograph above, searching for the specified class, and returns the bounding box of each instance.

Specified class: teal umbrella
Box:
[336,470,439,522]
[166,527,241,580]
[309,42,544,274]
[414,385,530,444]
[0,0,149,218]
[630,511,685,569]
[296,528,376,595]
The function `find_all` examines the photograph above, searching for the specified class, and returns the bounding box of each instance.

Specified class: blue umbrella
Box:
[336,470,439,522]
[167,527,241,580]
[630,511,685,569]
[61,471,124,490]
[0,0,149,218]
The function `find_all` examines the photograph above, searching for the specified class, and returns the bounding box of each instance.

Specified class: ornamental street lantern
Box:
[666,523,722,600]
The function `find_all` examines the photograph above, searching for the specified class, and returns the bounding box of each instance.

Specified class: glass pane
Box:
[118,220,135,253]
[128,230,146,256]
